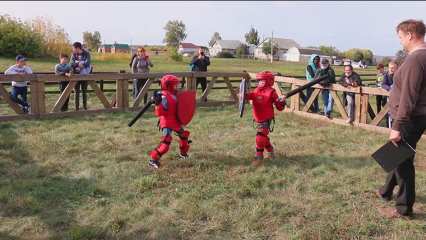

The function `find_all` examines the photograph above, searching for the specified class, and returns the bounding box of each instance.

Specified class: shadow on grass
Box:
[0,123,111,239]
[209,151,375,171]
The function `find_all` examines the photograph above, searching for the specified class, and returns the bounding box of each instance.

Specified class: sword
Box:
[128,99,155,127]
[284,75,329,98]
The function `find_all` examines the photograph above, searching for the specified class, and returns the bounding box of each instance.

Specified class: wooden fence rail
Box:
[0,71,406,139]
[0,71,251,121]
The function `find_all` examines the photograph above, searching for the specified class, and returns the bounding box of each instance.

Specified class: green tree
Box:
[343,48,374,65]
[31,16,71,57]
[0,15,43,57]
[319,45,340,57]
[395,49,406,64]
[208,32,222,47]
[83,31,102,51]
[163,20,187,47]
[245,27,260,45]
[262,39,278,55]
[236,44,248,58]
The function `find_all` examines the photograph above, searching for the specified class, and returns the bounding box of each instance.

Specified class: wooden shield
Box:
[239,78,248,118]
[177,90,196,125]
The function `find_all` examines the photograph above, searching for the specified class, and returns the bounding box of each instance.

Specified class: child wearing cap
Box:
[4,55,33,113]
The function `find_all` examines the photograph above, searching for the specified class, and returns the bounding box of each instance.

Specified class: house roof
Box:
[102,43,129,49]
[298,48,324,55]
[263,37,300,49]
[180,42,199,49]
[214,40,243,49]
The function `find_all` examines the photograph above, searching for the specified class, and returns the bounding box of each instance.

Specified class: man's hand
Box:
[78,63,84,69]
[389,129,401,147]
[279,96,286,103]
[65,72,72,77]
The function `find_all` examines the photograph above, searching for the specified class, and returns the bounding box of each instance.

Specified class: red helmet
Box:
[256,71,275,87]
[160,74,180,90]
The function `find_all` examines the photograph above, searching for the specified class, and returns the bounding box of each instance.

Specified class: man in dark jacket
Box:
[377,19,426,219]
[70,42,91,110]
[315,58,336,118]
[191,48,210,100]
[339,65,362,123]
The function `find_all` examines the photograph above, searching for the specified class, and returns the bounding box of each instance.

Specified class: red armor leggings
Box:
[150,128,190,161]
[256,127,273,158]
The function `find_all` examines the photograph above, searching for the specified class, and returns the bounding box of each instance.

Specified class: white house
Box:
[178,42,199,56]
[209,40,243,57]
[254,37,301,61]
[286,47,330,63]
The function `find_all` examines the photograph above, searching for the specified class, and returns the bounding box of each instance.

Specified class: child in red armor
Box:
[246,71,286,166]
[148,74,191,169]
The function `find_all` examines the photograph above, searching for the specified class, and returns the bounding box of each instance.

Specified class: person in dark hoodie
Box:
[70,41,91,111]
[315,58,336,118]
[305,54,320,113]
[339,65,362,123]
[191,48,210,100]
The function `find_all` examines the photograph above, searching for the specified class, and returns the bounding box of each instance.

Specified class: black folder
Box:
[372,140,416,172]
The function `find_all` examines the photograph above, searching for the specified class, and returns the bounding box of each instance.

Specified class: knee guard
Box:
[256,128,273,155]
[150,135,172,160]
[178,130,191,155]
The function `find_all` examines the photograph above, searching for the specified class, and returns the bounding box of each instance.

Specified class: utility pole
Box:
[270,31,274,63]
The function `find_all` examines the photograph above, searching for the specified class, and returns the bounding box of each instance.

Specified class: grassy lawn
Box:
[0,106,425,240]
[0,53,377,76]
[1,55,420,239]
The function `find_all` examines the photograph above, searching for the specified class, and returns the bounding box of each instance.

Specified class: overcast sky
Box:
[2,1,425,56]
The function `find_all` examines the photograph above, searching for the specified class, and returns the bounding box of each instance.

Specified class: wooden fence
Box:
[0,71,249,121]
[0,71,404,137]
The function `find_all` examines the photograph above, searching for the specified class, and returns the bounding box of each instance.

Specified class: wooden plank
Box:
[355,90,362,123]
[360,94,369,124]
[133,78,154,108]
[302,88,321,112]
[224,77,238,103]
[29,80,39,115]
[370,102,390,126]
[367,102,376,120]
[88,80,112,108]
[273,82,283,97]
[330,90,348,120]
[0,83,24,114]
[51,81,77,112]
[200,77,216,102]
[37,80,46,114]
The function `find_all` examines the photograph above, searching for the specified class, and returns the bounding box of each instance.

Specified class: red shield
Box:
[177,90,196,125]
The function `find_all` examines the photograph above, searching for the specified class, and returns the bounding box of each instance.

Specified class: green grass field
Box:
[0,53,376,76]
[0,106,425,240]
[1,55,425,239]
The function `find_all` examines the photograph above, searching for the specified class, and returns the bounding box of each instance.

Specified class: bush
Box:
[31,17,72,57]
[216,51,235,58]
[168,46,183,62]
[0,15,43,57]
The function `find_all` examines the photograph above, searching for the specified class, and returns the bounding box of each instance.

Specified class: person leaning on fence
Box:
[70,41,91,111]
[305,54,320,113]
[4,55,32,113]
[132,47,153,103]
[190,48,210,100]
[376,19,426,219]
[339,65,362,124]
[376,63,386,113]
[314,58,336,119]
[54,53,72,112]
[381,61,399,128]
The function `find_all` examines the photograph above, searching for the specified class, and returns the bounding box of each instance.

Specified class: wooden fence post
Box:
[116,70,129,110]
[29,77,45,116]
